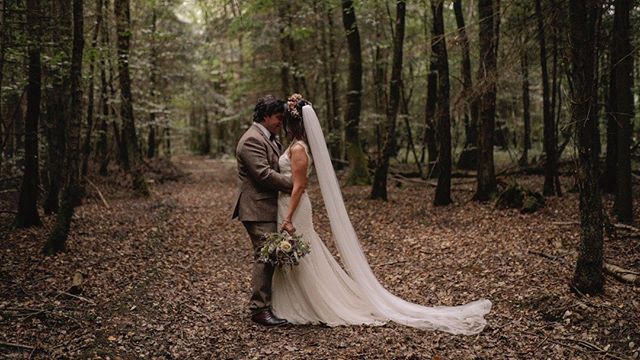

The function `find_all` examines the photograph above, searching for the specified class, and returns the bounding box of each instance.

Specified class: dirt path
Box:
[1,156,638,359]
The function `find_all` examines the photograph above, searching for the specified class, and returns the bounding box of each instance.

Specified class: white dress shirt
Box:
[254,122,279,149]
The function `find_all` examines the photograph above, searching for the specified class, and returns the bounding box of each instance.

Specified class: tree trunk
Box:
[432,0,452,206]
[147,120,156,158]
[115,0,149,196]
[81,0,103,177]
[320,2,341,161]
[371,0,405,200]
[328,6,341,162]
[454,0,478,170]
[550,0,562,195]
[603,121,617,189]
[0,0,6,160]
[519,48,531,167]
[341,0,369,185]
[98,0,110,176]
[594,49,604,158]
[202,108,211,155]
[535,0,560,196]
[373,1,387,116]
[424,17,439,177]
[147,7,158,159]
[98,64,109,175]
[603,45,617,194]
[15,0,43,228]
[164,123,171,157]
[44,0,83,254]
[43,0,71,214]
[278,2,290,96]
[569,0,604,296]
[611,0,633,223]
[14,93,25,157]
[474,0,499,201]
[319,1,332,146]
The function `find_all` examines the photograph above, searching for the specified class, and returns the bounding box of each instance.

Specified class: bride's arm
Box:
[281,143,308,233]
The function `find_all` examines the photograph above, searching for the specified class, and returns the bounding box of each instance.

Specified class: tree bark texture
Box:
[431,0,452,206]
[371,0,405,200]
[147,7,158,159]
[115,0,149,196]
[98,0,110,176]
[611,0,634,223]
[15,0,42,228]
[474,0,498,201]
[342,0,369,185]
[569,0,605,296]
[43,0,71,214]
[519,48,531,167]
[535,0,560,196]
[424,17,439,178]
[454,0,478,170]
[82,0,103,176]
[44,0,84,254]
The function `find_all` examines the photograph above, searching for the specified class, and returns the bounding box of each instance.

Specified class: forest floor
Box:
[1,155,639,359]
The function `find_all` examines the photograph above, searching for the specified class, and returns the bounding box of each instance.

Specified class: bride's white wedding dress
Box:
[273,141,386,327]
[272,106,491,334]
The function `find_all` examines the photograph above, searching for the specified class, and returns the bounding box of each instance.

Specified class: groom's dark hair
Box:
[253,95,285,123]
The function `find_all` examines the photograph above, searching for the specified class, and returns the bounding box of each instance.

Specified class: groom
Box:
[232,95,292,327]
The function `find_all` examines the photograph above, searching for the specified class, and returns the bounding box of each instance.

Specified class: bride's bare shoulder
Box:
[289,142,309,162]
[289,142,306,155]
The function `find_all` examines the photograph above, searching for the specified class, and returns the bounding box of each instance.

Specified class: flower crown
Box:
[287,93,304,121]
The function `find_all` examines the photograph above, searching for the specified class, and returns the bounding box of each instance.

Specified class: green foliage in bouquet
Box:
[258,231,310,267]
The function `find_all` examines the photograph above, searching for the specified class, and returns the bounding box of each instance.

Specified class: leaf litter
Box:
[0,156,638,359]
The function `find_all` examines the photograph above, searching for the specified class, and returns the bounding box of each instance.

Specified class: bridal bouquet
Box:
[258,231,310,267]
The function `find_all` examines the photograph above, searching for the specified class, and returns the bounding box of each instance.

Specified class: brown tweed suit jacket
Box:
[231,123,292,222]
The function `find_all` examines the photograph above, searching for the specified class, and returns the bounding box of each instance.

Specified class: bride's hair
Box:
[284,93,310,142]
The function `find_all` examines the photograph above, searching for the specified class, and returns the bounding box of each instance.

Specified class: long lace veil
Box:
[301,105,491,335]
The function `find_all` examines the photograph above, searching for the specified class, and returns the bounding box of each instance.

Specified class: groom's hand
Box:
[280,220,296,234]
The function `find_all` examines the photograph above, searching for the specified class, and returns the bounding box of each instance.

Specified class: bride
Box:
[272,94,491,335]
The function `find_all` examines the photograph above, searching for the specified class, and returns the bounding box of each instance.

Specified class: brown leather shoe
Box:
[251,310,288,327]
